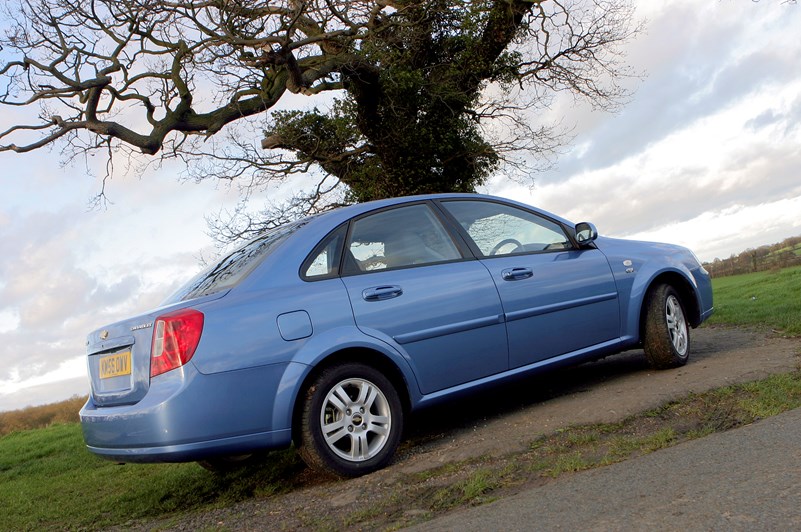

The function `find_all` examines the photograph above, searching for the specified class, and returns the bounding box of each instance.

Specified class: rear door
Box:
[439,199,620,369]
[340,202,508,394]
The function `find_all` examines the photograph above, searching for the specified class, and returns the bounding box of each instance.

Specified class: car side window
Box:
[442,200,572,257]
[302,224,347,279]
[344,204,462,273]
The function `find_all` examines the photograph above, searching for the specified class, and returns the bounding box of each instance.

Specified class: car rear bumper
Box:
[85,428,293,463]
[80,361,307,463]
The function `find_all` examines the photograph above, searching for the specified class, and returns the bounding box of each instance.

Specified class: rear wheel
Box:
[297,363,403,477]
[643,284,690,369]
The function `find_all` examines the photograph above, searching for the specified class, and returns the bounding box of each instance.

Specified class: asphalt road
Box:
[411,407,801,531]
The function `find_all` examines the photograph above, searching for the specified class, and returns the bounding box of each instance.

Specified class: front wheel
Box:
[643,284,690,369]
[297,363,403,477]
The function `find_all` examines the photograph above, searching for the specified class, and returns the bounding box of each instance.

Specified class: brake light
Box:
[150,309,204,377]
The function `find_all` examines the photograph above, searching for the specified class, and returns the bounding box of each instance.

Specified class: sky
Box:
[1,0,800,411]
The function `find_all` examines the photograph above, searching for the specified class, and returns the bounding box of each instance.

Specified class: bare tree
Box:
[0,0,638,243]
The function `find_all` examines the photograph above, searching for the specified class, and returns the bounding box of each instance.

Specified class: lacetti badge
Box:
[130,322,153,332]
[100,330,109,340]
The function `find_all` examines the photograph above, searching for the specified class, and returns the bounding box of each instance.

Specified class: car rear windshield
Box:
[164,219,310,303]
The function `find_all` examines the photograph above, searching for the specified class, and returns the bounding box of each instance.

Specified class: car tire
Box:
[297,363,403,478]
[643,283,691,369]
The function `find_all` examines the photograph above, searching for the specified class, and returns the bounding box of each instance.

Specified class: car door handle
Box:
[362,285,404,301]
[501,267,533,281]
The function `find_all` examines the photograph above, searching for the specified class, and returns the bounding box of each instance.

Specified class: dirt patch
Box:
[396,325,798,470]
[133,326,800,531]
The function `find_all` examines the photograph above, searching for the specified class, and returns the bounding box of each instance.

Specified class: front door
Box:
[439,199,620,369]
[340,203,508,394]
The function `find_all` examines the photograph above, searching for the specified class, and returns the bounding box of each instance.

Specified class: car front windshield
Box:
[163,219,310,304]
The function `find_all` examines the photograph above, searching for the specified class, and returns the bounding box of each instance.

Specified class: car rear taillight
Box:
[150,309,204,377]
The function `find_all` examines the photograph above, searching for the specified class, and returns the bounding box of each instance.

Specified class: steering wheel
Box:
[490,238,523,256]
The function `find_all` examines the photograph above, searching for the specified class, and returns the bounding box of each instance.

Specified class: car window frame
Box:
[300,201,476,281]
[432,198,579,259]
[299,223,350,282]
[341,201,474,276]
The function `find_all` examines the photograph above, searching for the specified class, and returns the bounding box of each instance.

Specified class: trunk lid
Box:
[85,291,227,407]
[86,315,157,407]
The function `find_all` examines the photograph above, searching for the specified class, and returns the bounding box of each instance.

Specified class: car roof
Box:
[306,193,575,230]
[233,192,578,291]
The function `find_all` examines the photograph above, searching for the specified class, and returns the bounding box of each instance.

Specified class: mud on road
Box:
[148,326,801,530]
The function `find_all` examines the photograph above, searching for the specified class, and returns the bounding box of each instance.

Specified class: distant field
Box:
[707,265,801,336]
[0,395,86,437]
[704,234,801,278]
[1,265,800,530]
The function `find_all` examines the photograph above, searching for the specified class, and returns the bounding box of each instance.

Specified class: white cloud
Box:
[488,3,801,263]
[626,196,801,262]
[0,308,20,334]
[0,376,89,412]
[0,152,238,410]
[0,355,86,396]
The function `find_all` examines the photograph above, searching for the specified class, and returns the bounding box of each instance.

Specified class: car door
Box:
[340,202,509,394]
[439,199,620,369]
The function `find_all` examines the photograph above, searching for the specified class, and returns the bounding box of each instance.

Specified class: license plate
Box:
[99,351,132,379]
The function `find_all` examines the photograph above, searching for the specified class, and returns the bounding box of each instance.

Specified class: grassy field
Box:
[0,423,304,530]
[1,265,800,530]
[708,265,801,336]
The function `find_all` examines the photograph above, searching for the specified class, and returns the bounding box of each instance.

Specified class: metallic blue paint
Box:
[80,193,713,463]
[477,248,621,368]
[81,361,299,461]
[342,260,509,394]
[277,310,313,341]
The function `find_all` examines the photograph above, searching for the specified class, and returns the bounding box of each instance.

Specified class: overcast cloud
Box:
[491,0,801,258]
[2,0,801,411]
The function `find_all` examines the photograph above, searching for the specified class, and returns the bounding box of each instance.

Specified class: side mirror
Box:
[575,222,598,246]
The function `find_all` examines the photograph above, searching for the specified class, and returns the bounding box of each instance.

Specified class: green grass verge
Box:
[0,424,303,530]
[707,265,801,335]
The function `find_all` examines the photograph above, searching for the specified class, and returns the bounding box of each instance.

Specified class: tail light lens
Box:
[150,309,204,377]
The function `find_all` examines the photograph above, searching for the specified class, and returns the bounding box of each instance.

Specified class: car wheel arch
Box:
[639,272,702,340]
[290,347,412,446]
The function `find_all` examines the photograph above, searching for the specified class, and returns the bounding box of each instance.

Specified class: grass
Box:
[457,371,800,485]
[0,424,304,530]
[430,468,502,510]
[707,265,801,335]
[1,265,801,530]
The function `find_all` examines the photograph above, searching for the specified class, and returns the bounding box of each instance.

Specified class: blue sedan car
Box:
[80,193,713,477]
